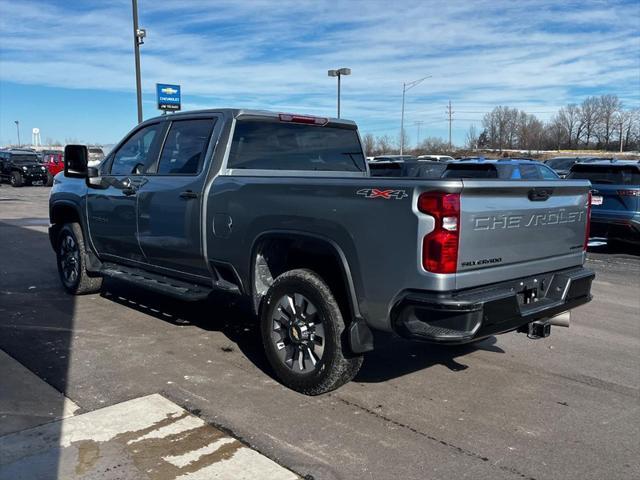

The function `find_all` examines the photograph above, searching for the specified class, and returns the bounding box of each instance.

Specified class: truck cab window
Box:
[110,124,161,176]
[228,120,365,172]
[156,119,214,175]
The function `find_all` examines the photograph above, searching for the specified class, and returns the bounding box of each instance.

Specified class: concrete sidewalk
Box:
[0,393,298,480]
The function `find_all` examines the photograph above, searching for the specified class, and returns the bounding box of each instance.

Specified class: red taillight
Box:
[418,192,460,273]
[584,191,592,251]
[617,189,640,196]
[278,113,328,125]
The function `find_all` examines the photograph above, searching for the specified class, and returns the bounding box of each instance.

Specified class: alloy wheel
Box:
[270,293,325,373]
[59,233,80,286]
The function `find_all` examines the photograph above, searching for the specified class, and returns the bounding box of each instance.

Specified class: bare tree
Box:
[376,134,394,154]
[545,118,569,150]
[557,104,581,148]
[361,133,376,156]
[579,96,600,147]
[417,137,449,154]
[595,94,622,148]
[518,112,544,150]
[465,125,478,150]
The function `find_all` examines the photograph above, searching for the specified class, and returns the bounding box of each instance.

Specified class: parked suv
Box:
[49,109,594,394]
[42,151,65,186]
[441,159,559,179]
[0,149,48,187]
[567,160,640,246]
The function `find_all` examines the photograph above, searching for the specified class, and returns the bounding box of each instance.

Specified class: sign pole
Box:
[132,0,143,123]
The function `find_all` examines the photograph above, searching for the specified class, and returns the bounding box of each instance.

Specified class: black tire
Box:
[10,171,23,187]
[46,174,54,187]
[56,223,103,295]
[260,269,363,395]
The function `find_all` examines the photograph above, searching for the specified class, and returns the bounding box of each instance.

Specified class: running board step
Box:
[101,263,213,301]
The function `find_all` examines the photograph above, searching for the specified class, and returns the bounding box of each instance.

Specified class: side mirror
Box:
[64,145,88,178]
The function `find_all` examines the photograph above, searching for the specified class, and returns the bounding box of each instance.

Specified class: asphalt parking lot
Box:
[1,186,638,480]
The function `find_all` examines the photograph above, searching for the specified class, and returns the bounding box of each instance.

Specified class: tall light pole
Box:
[400,75,431,154]
[14,121,20,147]
[132,0,146,124]
[328,68,351,118]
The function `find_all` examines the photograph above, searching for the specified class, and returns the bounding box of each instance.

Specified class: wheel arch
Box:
[250,231,362,322]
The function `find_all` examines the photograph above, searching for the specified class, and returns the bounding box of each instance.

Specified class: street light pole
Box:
[400,75,431,154]
[132,0,146,124]
[328,68,351,118]
[14,121,20,147]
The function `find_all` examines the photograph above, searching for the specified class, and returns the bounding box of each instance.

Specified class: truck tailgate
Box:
[456,180,590,288]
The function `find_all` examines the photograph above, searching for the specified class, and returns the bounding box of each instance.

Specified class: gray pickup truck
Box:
[49,109,594,394]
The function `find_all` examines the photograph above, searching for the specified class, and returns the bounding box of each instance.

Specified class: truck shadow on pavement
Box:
[99,278,505,384]
[0,220,75,477]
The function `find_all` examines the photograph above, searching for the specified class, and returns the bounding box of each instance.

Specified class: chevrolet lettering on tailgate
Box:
[473,208,585,231]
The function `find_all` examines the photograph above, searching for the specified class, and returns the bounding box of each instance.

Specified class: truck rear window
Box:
[567,166,640,185]
[228,120,365,172]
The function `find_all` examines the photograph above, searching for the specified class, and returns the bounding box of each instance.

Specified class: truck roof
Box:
[144,108,358,128]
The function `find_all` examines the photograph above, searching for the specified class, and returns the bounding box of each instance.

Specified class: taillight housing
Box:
[584,191,592,251]
[418,192,460,273]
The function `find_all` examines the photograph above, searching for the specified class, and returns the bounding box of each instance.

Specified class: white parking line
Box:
[0,393,298,480]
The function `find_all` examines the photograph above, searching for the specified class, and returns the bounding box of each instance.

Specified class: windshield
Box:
[567,166,640,185]
[228,120,365,172]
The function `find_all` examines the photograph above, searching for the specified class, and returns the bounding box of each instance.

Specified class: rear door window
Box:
[228,120,365,172]
[155,119,215,175]
[568,166,640,185]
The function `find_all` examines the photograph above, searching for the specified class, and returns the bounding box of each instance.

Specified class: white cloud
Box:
[1,0,638,143]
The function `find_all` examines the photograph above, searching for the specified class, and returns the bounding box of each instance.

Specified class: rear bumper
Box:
[391,266,594,344]
[590,214,640,242]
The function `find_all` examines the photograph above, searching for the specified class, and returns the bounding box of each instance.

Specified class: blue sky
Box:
[1,0,639,147]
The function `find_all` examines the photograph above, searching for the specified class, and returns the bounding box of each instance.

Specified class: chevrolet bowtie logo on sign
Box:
[156,83,181,111]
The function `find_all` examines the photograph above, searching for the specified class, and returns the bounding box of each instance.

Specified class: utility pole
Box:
[414,121,424,148]
[446,100,453,150]
[132,0,146,124]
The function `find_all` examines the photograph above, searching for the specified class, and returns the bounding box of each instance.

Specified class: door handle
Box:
[180,190,198,199]
[122,187,137,196]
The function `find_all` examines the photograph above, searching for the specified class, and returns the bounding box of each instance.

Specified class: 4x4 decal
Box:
[357,188,408,200]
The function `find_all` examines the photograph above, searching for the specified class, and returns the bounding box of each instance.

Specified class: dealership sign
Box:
[156,83,181,111]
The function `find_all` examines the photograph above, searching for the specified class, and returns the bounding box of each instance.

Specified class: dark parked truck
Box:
[49,109,595,394]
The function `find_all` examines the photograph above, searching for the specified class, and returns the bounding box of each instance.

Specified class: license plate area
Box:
[591,195,603,206]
